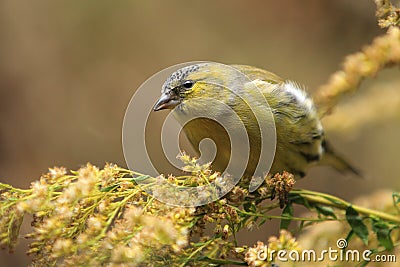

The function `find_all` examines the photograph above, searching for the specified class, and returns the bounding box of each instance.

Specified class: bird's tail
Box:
[320,140,362,177]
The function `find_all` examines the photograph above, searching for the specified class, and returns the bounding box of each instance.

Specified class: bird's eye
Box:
[182,80,194,89]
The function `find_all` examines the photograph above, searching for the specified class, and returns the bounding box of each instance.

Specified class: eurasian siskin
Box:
[153,62,359,181]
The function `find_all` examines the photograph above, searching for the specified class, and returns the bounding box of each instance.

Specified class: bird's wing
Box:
[231,64,361,178]
[230,64,284,84]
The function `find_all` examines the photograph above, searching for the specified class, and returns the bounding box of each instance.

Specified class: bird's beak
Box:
[153,92,180,111]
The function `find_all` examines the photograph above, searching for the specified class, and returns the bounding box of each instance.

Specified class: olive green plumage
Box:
[154,62,359,179]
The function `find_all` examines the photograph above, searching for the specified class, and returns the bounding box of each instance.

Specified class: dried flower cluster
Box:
[144,152,238,207]
[244,230,300,267]
[266,172,296,208]
[314,26,400,116]
[0,158,299,266]
[375,0,400,28]
[1,164,197,266]
[1,158,399,266]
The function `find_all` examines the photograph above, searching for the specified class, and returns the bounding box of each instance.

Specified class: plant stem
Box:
[180,238,215,267]
[292,189,400,224]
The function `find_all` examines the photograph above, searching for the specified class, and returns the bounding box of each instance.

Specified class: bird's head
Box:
[153,63,238,112]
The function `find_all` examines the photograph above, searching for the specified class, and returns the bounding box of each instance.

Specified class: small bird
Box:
[153,62,359,182]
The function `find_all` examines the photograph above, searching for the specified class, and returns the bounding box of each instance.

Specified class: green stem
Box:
[180,238,215,267]
[0,183,31,193]
[292,189,400,224]
[227,204,339,222]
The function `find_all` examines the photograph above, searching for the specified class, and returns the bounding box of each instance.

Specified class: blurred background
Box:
[1,0,399,265]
